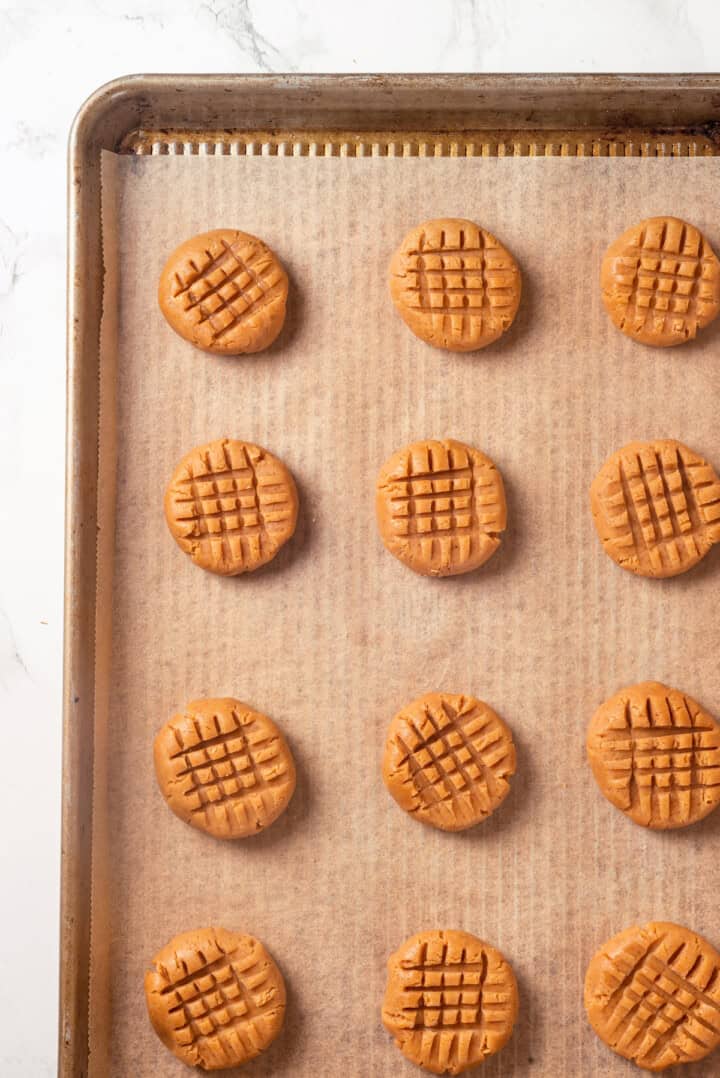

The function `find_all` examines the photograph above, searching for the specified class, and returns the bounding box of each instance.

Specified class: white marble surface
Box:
[2,2,720,1074]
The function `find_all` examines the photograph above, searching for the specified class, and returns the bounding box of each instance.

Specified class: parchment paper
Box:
[90,152,720,1077]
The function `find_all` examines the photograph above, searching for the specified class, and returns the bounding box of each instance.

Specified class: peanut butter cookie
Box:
[376,438,506,577]
[601,216,720,347]
[590,439,720,578]
[145,927,286,1070]
[158,229,288,355]
[587,681,720,830]
[584,921,720,1071]
[383,692,516,831]
[164,438,298,576]
[382,929,518,1074]
[389,218,521,351]
[154,698,296,839]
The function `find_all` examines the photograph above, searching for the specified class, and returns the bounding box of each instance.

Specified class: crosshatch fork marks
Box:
[400,943,490,1033]
[589,685,720,827]
[588,683,720,829]
[423,701,501,803]
[618,451,696,571]
[584,923,720,1070]
[170,955,272,1029]
[180,444,268,565]
[399,939,515,1036]
[173,237,284,342]
[379,439,506,575]
[384,692,516,831]
[403,227,516,338]
[388,218,521,354]
[596,928,720,1069]
[177,246,256,310]
[159,946,242,996]
[395,734,443,806]
[403,701,509,813]
[180,243,266,309]
[642,957,720,1028]
[601,935,667,1026]
[383,931,518,1074]
[611,220,714,335]
[166,439,296,575]
[155,698,296,839]
[172,707,288,820]
[151,934,283,1067]
[591,440,720,577]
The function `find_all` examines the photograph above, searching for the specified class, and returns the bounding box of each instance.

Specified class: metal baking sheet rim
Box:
[62,72,720,1078]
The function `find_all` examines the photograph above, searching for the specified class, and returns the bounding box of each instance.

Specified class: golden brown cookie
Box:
[389,218,521,352]
[587,682,720,830]
[584,921,720,1072]
[158,229,288,355]
[154,698,296,839]
[382,929,518,1075]
[376,439,506,577]
[590,439,720,578]
[164,438,298,576]
[382,692,516,832]
[601,216,720,347]
[145,926,286,1070]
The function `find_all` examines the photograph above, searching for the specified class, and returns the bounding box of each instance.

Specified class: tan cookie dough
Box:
[590,438,720,578]
[376,438,506,577]
[601,216,720,347]
[382,929,518,1074]
[154,698,296,839]
[587,681,720,830]
[389,217,521,352]
[158,229,288,355]
[383,692,516,831]
[164,438,298,576]
[584,921,720,1071]
[145,927,286,1070]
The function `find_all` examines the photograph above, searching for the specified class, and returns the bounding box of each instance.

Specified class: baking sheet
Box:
[91,152,720,1076]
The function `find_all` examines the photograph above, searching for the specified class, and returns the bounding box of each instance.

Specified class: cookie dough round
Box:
[601,216,720,347]
[389,218,521,352]
[382,929,518,1075]
[383,692,516,831]
[164,438,298,576]
[590,438,720,578]
[154,698,296,839]
[145,927,286,1070]
[376,438,506,577]
[587,681,720,830]
[158,228,288,355]
[584,921,720,1072]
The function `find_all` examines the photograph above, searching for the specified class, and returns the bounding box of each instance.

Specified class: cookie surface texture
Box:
[601,216,720,347]
[145,926,286,1070]
[382,928,519,1074]
[376,438,506,577]
[590,438,720,578]
[587,681,720,830]
[154,698,296,838]
[389,218,521,351]
[584,921,720,1071]
[164,438,298,576]
[158,228,288,354]
[382,692,516,831]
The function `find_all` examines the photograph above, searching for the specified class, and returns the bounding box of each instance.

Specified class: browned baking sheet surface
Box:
[91,153,720,1076]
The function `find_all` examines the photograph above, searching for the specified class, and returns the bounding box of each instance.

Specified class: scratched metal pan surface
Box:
[63,73,720,1077]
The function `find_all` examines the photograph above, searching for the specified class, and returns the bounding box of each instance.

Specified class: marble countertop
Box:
[2,2,720,1074]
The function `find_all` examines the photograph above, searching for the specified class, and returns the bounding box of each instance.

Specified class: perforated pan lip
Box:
[63,72,720,1078]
